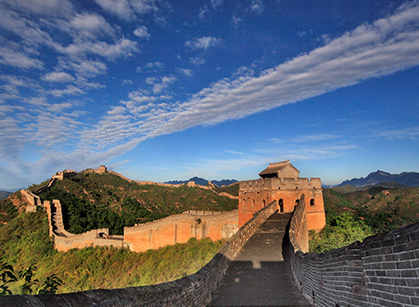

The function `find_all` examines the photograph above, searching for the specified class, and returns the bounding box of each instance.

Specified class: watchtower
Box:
[239,160,326,232]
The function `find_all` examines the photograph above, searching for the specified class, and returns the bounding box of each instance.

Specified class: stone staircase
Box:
[51,200,68,237]
[209,212,312,306]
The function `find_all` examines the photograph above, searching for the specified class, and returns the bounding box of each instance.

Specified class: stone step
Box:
[209,212,312,307]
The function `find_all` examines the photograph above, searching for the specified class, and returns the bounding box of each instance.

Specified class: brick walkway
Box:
[209,212,313,307]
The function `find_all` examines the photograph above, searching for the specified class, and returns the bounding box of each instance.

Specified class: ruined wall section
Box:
[239,177,325,231]
[44,199,123,252]
[21,189,42,212]
[124,210,239,253]
[289,218,419,306]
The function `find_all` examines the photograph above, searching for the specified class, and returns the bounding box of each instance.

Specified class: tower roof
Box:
[258,160,300,178]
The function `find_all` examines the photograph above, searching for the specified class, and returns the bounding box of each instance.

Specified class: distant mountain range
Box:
[0,191,13,200]
[165,177,238,187]
[337,170,419,187]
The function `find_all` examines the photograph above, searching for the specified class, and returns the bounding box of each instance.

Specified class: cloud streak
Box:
[91,3,419,150]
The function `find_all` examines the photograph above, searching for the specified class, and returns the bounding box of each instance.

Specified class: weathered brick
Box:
[391,278,406,286]
[396,261,412,269]
[392,244,406,253]
[382,262,397,270]
[396,295,411,305]
[384,254,398,262]
[398,286,416,296]
[406,278,419,287]
[410,296,419,305]
[386,270,401,278]
[399,251,417,261]
[401,269,417,278]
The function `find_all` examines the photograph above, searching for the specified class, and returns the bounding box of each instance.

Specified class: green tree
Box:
[0,263,17,296]
[310,212,373,253]
[38,274,64,294]
[18,264,39,295]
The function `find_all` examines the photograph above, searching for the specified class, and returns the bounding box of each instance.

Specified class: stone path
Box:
[209,212,313,307]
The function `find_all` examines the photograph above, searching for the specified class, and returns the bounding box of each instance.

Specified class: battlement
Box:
[52,169,76,180]
[238,161,325,231]
[240,177,322,191]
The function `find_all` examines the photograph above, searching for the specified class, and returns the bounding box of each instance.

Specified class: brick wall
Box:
[123,210,239,253]
[0,201,278,307]
[289,216,419,306]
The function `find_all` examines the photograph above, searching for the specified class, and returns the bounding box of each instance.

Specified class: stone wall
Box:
[123,210,239,253]
[289,210,419,306]
[288,194,309,253]
[0,201,279,307]
[239,177,325,232]
[22,188,48,213]
[45,199,124,252]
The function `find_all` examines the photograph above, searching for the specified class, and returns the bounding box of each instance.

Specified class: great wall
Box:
[1,162,418,306]
[19,165,240,253]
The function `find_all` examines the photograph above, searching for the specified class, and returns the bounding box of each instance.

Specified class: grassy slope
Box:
[0,172,235,294]
[0,211,223,294]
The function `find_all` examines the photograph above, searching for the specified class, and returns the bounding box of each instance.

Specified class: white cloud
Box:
[232,16,242,27]
[84,3,419,155]
[211,0,223,10]
[122,79,134,85]
[50,85,85,97]
[130,0,158,15]
[11,0,73,17]
[176,68,193,77]
[292,134,341,143]
[134,25,151,39]
[225,150,244,155]
[139,61,164,73]
[151,76,177,94]
[376,127,419,140]
[185,36,221,50]
[71,13,114,38]
[189,57,205,65]
[94,0,158,20]
[0,47,43,69]
[69,59,107,78]
[55,38,138,60]
[198,5,208,20]
[43,72,74,83]
[249,0,264,14]
[94,0,133,20]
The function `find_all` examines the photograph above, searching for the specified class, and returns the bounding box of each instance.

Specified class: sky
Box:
[0,0,418,190]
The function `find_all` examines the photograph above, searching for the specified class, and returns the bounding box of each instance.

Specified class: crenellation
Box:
[239,161,326,231]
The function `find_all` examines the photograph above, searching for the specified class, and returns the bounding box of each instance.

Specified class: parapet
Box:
[240,177,322,191]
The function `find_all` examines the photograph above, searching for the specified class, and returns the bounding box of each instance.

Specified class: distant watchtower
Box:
[239,160,326,232]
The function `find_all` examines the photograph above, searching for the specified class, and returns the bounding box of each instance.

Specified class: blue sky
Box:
[0,0,418,190]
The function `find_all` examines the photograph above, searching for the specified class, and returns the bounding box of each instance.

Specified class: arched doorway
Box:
[278,199,284,212]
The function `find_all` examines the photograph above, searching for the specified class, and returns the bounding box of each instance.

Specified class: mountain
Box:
[165,177,238,187]
[212,179,239,187]
[338,170,419,187]
[0,191,13,200]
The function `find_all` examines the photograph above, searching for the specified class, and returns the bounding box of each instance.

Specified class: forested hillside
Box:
[0,170,237,294]
[310,187,419,253]
[32,172,237,235]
